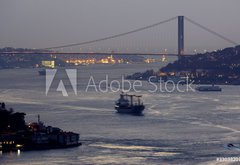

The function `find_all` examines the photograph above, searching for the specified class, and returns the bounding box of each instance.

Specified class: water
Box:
[0,63,240,164]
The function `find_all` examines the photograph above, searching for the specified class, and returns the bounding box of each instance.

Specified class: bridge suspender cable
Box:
[185,16,238,46]
[43,17,177,50]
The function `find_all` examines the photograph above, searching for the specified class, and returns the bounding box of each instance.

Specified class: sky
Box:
[0,0,239,53]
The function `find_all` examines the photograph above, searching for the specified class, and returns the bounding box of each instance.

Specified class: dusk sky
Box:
[0,0,239,53]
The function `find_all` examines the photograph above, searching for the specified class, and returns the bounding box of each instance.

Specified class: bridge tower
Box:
[178,16,184,57]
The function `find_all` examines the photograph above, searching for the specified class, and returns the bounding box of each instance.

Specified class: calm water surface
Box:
[0,63,240,165]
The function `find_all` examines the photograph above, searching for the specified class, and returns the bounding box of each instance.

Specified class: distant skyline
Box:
[0,0,239,53]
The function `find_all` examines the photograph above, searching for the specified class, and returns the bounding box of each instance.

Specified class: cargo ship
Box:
[115,92,145,114]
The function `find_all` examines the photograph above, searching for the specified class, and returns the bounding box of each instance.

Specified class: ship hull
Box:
[38,70,46,76]
[115,105,145,114]
[196,86,222,92]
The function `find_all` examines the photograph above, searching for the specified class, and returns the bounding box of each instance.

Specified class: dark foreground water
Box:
[0,63,240,165]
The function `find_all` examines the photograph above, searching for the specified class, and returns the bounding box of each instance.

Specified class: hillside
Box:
[126,45,240,85]
[160,45,240,84]
[162,46,240,72]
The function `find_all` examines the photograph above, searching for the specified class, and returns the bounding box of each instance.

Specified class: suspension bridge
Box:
[0,16,238,58]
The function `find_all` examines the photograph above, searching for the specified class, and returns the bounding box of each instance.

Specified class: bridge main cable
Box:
[185,16,238,46]
[43,16,177,50]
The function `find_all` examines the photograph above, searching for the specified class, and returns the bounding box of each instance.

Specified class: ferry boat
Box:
[38,60,55,76]
[115,92,145,114]
[195,85,222,92]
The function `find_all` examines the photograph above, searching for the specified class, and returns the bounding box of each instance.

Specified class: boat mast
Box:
[130,95,133,106]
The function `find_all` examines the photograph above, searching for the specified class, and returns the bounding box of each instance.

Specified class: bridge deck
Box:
[0,52,193,57]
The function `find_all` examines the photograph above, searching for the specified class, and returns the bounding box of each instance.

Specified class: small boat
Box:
[224,143,240,151]
[115,92,145,114]
[39,60,55,76]
[195,85,222,92]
